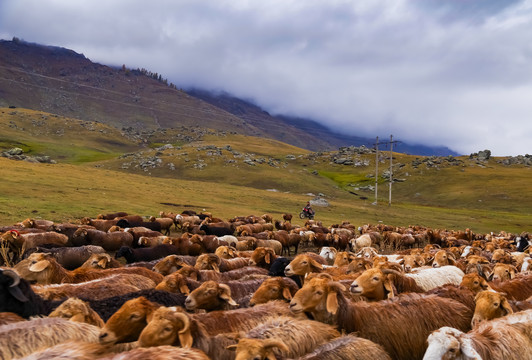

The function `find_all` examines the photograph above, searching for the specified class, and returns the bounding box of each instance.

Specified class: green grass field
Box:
[1,108,530,233]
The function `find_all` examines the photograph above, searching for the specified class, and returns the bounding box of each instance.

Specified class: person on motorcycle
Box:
[303,202,314,216]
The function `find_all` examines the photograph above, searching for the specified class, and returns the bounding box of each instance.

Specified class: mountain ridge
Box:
[0,38,458,155]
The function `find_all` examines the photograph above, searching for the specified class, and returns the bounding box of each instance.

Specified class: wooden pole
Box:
[389,134,393,206]
[374,136,379,205]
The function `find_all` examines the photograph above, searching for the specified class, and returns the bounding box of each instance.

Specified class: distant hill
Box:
[188,89,460,156]
[0,38,457,155]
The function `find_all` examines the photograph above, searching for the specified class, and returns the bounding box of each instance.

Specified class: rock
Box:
[156,144,173,151]
[285,155,296,160]
[310,197,330,207]
[6,147,23,156]
[244,159,256,166]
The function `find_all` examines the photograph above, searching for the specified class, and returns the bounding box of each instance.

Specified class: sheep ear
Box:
[179,283,191,295]
[70,313,86,323]
[500,297,514,316]
[29,260,50,272]
[459,336,481,359]
[226,345,237,351]
[211,263,220,272]
[189,271,198,281]
[265,252,271,264]
[97,258,107,268]
[384,275,395,299]
[264,339,289,353]
[219,284,237,306]
[309,258,323,271]
[282,287,292,301]
[326,291,339,315]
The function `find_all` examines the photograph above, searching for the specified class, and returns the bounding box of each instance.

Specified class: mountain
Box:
[188,89,460,156]
[0,38,457,155]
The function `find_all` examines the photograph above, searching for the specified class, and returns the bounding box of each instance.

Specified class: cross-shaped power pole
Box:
[373,135,401,206]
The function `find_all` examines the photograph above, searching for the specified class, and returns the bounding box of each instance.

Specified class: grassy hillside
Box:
[0,108,530,233]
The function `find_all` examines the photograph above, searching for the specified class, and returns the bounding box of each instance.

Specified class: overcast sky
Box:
[1,0,531,156]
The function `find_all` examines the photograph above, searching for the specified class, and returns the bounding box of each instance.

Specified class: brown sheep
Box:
[284,253,328,277]
[471,290,514,327]
[80,217,119,232]
[152,254,197,275]
[491,263,518,281]
[0,312,25,326]
[80,253,122,269]
[194,253,249,272]
[298,335,392,360]
[149,216,174,236]
[461,273,532,301]
[48,297,104,327]
[100,345,210,360]
[72,228,133,251]
[282,213,293,223]
[249,277,299,306]
[138,302,294,359]
[32,273,156,301]
[14,253,163,285]
[228,317,341,359]
[1,230,68,253]
[248,247,278,269]
[184,279,264,311]
[97,212,129,220]
[177,264,269,282]
[99,296,161,344]
[289,276,472,360]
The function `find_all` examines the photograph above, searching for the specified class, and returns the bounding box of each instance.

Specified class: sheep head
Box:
[290,277,345,317]
[138,306,192,348]
[184,281,237,311]
[227,338,289,360]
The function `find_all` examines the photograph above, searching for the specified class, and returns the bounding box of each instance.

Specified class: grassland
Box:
[0,108,530,234]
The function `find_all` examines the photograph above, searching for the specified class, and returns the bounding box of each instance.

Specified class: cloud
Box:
[1,0,531,155]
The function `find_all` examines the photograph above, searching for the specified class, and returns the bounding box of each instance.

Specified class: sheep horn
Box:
[381,268,402,276]
[2,269,28,302]
[3,269,21,287]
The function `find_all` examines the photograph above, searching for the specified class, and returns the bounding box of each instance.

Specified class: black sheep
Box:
[199,224,234,236]
[116,219,162,232]
[0,269,60,318]
[86,288,187,321]
[115,244,180,263]
[268,257,302,288]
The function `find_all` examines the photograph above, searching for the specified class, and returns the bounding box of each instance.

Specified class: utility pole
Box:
[389,135,393,206]
[374,136,379,205]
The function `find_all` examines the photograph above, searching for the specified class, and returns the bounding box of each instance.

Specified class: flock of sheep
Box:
[0,210,531,360]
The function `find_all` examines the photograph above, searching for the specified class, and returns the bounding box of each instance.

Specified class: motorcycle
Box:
[299,208,315,220]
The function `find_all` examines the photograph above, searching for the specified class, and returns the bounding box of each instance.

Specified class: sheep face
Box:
[290,277,344,316]
[249,247,274,266]
[49,297,104,327]
[194,254,220,271]
[153,255,185,275]
[138,307,192,348]
[80,253,113,269]
[155,273,191,295]
[99,296,157,344]
[349,268,394,301]
[491,264,516,281]
[14,253,56,285]
[284,255,323,276]
[460,273,491,294]
[424,327,479,360]
[471,291,513,328]
[249,277,292,306]
[228,338,289,360]
[184,281,236,311]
